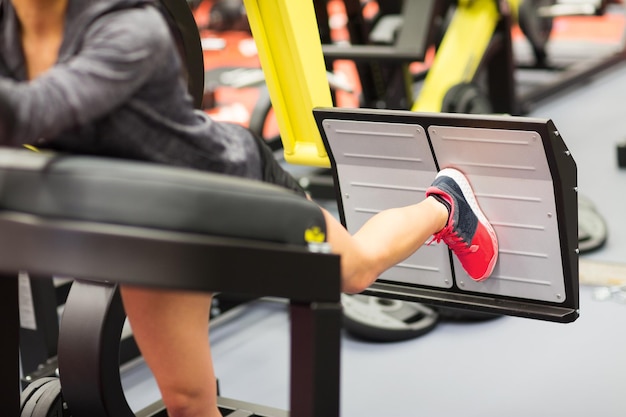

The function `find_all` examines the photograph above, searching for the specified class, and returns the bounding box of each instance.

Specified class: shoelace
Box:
[428,224,479,255]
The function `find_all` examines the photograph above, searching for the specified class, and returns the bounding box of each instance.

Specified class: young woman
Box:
[0,1,498,416]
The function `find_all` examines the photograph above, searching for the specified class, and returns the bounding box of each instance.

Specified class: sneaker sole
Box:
[437,168,499,280]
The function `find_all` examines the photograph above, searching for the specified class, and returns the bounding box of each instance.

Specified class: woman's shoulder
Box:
[83,2,173,51]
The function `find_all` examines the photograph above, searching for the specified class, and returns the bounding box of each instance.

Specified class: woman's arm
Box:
[0,6,172,145]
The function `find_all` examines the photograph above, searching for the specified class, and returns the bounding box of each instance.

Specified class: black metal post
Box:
[485,13,519,115]
[290,301,342,417]
[0,274,20,417]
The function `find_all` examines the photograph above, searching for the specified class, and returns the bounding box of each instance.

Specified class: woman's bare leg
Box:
[120,196,447,417]
[323,196,448,293]
[120,287,221,417]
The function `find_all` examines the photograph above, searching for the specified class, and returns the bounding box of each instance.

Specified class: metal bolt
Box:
[308,242,332,254]
[299,177,310,189]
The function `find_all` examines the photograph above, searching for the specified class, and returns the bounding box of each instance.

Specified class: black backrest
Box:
[159,0,205,108]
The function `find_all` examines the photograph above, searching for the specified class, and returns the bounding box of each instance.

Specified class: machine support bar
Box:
[242,0,333,167]
[290,301,342,417]
[0,275,20,417]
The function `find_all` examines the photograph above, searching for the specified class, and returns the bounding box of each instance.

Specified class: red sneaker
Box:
[426,168,498,281]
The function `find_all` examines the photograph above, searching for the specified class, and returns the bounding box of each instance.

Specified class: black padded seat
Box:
[0,147,342,417]
[0,148,326,246]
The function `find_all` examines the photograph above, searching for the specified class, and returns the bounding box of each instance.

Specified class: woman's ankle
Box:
[163,392,221,417]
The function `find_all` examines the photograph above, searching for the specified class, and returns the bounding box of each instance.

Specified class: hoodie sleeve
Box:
[0,6,172,145]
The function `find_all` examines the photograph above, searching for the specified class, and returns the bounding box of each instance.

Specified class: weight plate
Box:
[32,379,66,417]
[20,377,66,417]
[342,294,439,342]
[578,194,608,253]
[441,83,492,114]
[20,378,57,414]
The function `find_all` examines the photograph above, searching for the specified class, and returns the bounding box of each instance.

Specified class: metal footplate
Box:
[314,108,579,323]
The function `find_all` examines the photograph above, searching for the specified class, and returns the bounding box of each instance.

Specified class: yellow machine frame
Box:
[413,0,519,112]
[242,0,334,167]
[242,0,519,167]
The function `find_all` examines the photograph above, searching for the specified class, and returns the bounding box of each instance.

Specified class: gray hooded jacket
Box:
[0,0,261,178]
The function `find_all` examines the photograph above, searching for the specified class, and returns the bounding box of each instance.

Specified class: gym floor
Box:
[121,5,626,417]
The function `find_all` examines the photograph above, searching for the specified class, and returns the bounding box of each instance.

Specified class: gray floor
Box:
[125,287,626,417]
[530,66,626,266]
[122,49,626,417]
